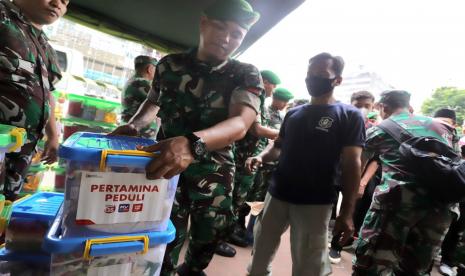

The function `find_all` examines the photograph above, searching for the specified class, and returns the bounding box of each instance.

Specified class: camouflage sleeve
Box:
[128,80,152,100]
[230,64,263,114]
[146,58,163,106]
[254,93,266,124]
[430,120,461,152]
[363,126,385,161]
[46,47,62,90]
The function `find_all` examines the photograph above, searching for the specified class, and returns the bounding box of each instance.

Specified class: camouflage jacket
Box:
[0,0,61,140]
[121,76,151,122]
[147,51,263,167]
[257,105,283,149]
[364,111,459,210]
[267,105,283,130]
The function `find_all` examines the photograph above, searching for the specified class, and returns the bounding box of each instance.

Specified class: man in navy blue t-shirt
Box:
[247,53,365,276]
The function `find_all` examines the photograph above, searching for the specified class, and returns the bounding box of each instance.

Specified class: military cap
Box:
[134,55,158,66]
[434,108,456,122]
[273,87,294,102]
[367,111,378,120]
[379,90,411,106]
[260,70,281,85]
[204,0,260,30]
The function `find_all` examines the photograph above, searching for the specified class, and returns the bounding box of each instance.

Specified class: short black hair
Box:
[351,91,375,103]
[379,90,411,109]
[309,52,345,77]
[434,108,456,122]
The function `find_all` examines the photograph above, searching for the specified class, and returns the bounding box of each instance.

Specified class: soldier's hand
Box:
[270,131,279,140]
[245,156,262,174]
[41,137,59,164]
[333,214,355,247]
[109,124,139,137]
[138,136,194,179]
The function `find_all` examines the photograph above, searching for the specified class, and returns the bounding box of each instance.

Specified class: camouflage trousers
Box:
[439,202,465,267]
[246,165,275,203]
[232,167,257,215]
[353,203,452,276]
[160,163,235,276]
[2,140,36,200]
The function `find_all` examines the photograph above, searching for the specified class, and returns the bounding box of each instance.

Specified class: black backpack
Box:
[378,118,465,203]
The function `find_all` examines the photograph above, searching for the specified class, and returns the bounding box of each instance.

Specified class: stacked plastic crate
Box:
[42,132,177,275]
[0,192,64,275]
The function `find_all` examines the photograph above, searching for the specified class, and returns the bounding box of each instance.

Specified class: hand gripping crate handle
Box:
[99,149,156,171]
[8,128,25,152]
[83,235,149,260]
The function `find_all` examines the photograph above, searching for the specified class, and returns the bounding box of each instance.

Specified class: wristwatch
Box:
[184,133,207,161]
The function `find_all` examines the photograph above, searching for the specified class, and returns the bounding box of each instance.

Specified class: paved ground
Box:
[180,228,444,276]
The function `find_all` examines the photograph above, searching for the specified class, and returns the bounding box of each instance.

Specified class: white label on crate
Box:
[87,263,132,276]
[76,171,168,225]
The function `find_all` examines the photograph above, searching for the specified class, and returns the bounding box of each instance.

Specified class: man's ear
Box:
[334,76,343,87]
[148,65,155,75]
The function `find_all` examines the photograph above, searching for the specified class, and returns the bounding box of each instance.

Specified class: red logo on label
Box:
[118,204,130,213]
[104,205,115,213]
[132,204,143,212]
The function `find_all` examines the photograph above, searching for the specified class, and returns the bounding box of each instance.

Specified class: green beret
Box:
[204,0,260,30]
[134,55,158,66]
[367,111,378,120]
[260,70,281,85]
[273,87,294,102]
[379,90,411,105]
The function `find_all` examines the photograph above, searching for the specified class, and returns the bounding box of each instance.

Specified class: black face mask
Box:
[305,76,335,97]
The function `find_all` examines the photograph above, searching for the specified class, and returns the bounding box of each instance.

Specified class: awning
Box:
[65,0,305,54]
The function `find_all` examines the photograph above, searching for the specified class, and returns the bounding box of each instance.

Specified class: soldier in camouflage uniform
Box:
[111,1,262,275]
[233,71,283,214]
[215,70,282,254]
[353,90,458,276]
[240,87,294,247]
[121,55,159,139]
[246,87,294,203]
[0,0,66,200]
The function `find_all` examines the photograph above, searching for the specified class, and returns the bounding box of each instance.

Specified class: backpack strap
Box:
[378,118,414,144]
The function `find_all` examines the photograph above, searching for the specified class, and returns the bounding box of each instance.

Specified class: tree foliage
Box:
[421,87,465,126]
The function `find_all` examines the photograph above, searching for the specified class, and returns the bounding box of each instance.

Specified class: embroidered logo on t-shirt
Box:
[316,117,334,132]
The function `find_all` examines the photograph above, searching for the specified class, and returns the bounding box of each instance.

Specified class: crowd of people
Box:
[1,0,465,276]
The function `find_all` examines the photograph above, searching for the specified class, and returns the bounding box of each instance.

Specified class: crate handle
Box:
[99,149,156,171]
[8,128,25,152]
[83,235,149,260]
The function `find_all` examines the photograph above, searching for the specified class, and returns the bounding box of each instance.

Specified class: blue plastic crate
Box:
[42,219,175,275]
[43,219,175,257]
[11,192,64,223]
[59,132,156,167]
[58,132,179,237]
